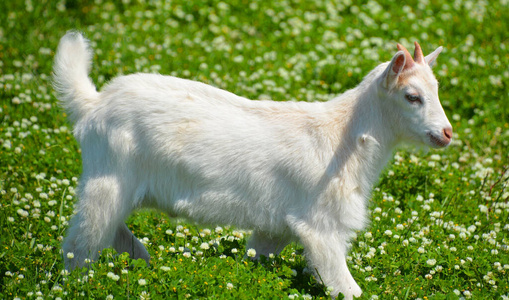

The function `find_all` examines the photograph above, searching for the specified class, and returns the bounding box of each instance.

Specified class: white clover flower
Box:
[17,209,29,217]
[107,272,119,281]
[226,282,234,290]
[418,247,425,254]
[200,243,210,250]
[140,291,150,300]
[160,266,171,272]
[231,248,238,254]
[430,154,441,161]
[66,252,74,259]
[384,230,392,236]
[182,252,191,258]
[138,279,147,286]
[215,226,223,234]
[247,248,257,258]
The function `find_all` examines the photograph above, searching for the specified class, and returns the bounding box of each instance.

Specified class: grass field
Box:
[1,0,508,299]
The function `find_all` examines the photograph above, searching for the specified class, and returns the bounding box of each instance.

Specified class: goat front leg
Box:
[113,223,150,265]
[291,220,361,299]
[246,230,291,259]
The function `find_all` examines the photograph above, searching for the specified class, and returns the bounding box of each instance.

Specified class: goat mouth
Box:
[427,132,450,148]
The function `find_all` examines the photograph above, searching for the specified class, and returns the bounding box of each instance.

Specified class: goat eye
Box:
[405,94,421,104]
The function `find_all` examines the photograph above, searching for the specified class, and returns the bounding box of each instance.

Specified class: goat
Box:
[53,31,452,299]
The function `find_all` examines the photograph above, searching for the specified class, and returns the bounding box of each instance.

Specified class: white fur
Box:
[53,31,452,299]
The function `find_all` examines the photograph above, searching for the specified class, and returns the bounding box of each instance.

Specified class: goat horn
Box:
[413,41,425,64]
[397,43,414,69]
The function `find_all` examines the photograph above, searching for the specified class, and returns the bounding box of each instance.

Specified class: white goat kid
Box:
[53,31,452,299]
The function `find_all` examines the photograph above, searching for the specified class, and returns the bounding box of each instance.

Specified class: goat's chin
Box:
[427,133,451,148]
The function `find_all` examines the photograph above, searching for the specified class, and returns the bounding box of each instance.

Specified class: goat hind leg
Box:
[63,176,128,270]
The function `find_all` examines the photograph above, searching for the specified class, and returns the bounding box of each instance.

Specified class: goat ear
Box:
[383,51,406,89]
[425,46,443,67]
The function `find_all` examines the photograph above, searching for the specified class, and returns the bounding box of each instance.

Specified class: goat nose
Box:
[443,127,453,141]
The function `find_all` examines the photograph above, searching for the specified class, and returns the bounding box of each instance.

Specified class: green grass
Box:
[1,0,508,299]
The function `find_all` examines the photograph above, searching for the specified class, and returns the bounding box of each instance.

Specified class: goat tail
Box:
[53,31,99,124]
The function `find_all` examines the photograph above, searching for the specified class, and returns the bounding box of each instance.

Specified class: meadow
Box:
[1,0,508,299]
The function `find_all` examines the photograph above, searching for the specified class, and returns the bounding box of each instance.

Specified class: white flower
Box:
[138,278,147,286]
[140,291,150,300]
[200,243,210,250]
[247,248,257,258]
[384,230,392,236]
[160,266,171,272]
[226,282,233,290]
[430,154,441,161]
[427,259,437,266]
[107,272,119,281]
[66,252,74,259]
[17,209,29,217]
